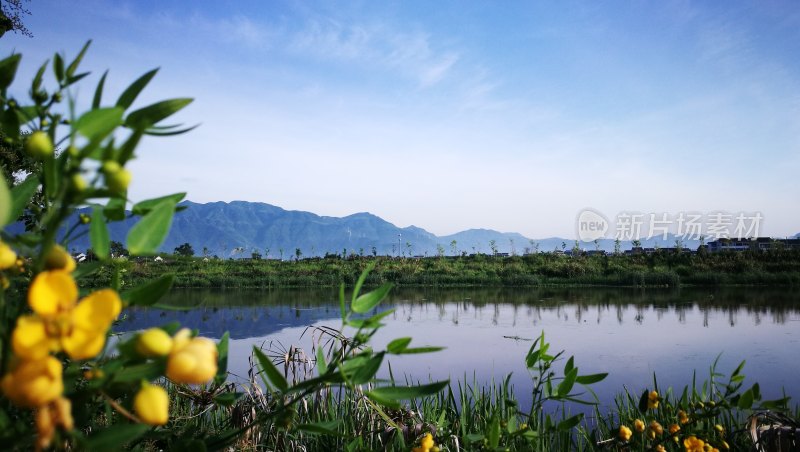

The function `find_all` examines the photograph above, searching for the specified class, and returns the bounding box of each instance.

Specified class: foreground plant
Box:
[0,42,223,449]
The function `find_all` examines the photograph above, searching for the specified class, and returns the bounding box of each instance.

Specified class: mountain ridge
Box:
[10,200,708,258]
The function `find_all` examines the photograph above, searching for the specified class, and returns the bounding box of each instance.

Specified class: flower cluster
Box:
[616,390,731,451]
[132,327,219,425]
[1,251,122,448]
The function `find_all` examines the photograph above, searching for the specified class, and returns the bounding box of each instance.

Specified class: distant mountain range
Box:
[127,201,701,257]
[11,200,706,258]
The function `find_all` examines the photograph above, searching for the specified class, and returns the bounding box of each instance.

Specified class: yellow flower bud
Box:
[166,336,218,384]
[421,433,434,449]
[134,383,169,426]
[101,160,121,174]
[650,420,664,435]
[647,390,659,409]
[70,174,88,193]
[106,168,132,193]
[619,425,632,441]
[25,131,54,159]
[634,419,645,433]
[136,328,173,357]
[0,241,17,270]
[44,245,76,272]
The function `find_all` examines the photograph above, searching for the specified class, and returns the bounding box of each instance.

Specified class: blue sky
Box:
[5,0,799,238]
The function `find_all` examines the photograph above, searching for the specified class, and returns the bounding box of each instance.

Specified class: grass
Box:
[149,340,798,451]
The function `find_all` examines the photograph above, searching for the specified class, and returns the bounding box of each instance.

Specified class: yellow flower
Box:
[679,409,690,424]
[421,433,434,449]
[137,328,174,357]
[1,356,63,408]
[648,390,659,409]
[0,241,17,270]
[44,245,76,272]
[411,434,436,452]
[619,425,633,441]
[655,445,666,452]
[634,418,645,433]
[669,423,681,435]
[166,329,218,384]
[12,271,121,360]
[683,435,705,452]
[650,420,664,435]
[35,396,74,450]
[135,382,169,426]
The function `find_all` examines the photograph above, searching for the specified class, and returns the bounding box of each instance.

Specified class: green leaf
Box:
[66,40,91,78]
[43,153,58,199]
[143,123,199,136]
[53,54,65,83]
[86,424,149,449]
[557,367,578,397]
[638,390,649,414]
[296,420,342,436]
[121,274,174,306]
[465,433,485,443]
[213,392,243,407]
[1,106,20,141]
[556,413,583,431]
[8,175,39,225]
[32,60,48,91]
[117,129,142,164]
[92,70,108,109]
[110,362,164,383]
[352,261,375,303]
[104,197,126,221]
[0,168,11,227]
[74,107,124,141]
[215,332,229,384]
[253,347,288,393]
[0,54,21,91]
[132,193,186,215]
[575,373,608,385]
[316,348,328,375]
[349,353,384,385]
[738,388,754,410]
[90,207,110,260]
[366,380,449,402]
[347,308,395,329]
[387,337,412,354]
[127,199,176,255]
[564,356,574,374]
[117,68,159,109]
[125,98,193,129]
[488,415,500,448]
[352,283,392,314]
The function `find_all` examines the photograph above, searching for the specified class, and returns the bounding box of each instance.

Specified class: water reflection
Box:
[117,287,800,412]
[119,286,800,339]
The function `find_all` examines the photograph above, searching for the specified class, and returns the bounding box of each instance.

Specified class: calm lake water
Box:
[117,286,800,412]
